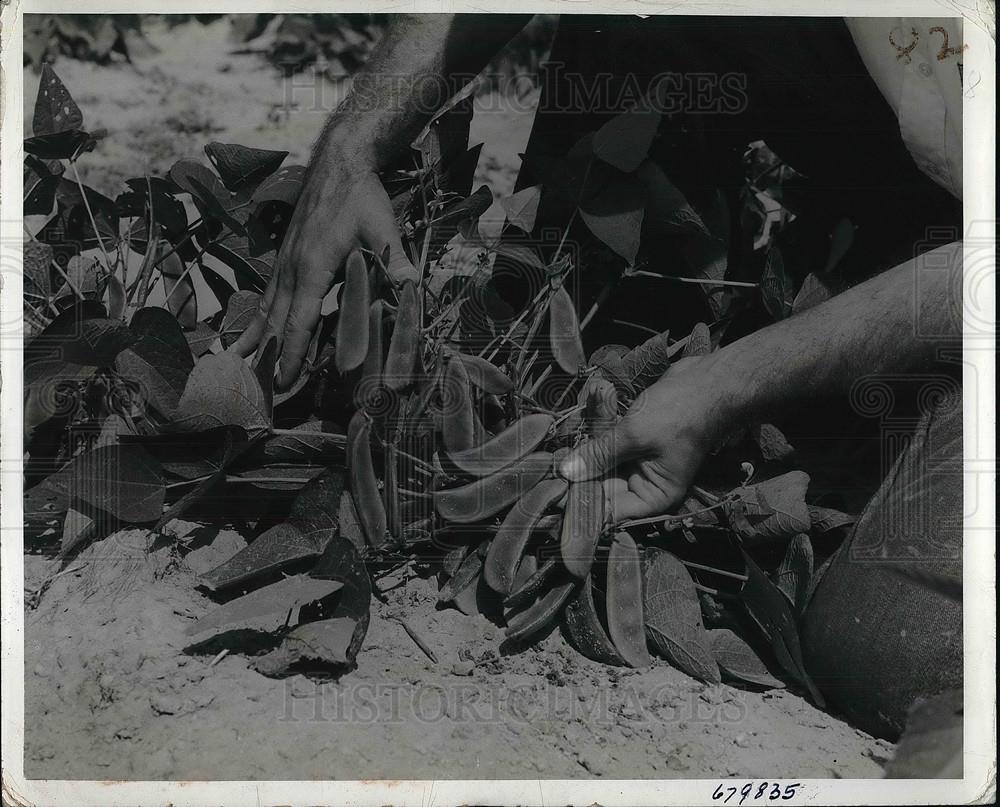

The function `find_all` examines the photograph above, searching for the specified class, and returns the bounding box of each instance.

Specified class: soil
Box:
[24,523,891,780]
[21,17,894,781]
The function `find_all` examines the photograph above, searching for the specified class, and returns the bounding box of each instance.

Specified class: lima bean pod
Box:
[434,451,552,524]
[559,479,606,578]
[335,250,371,373]
[361,299,384,387]
[446,412,553,477]
[563,576,627,666]
[383,442,401,542]
[548,284,585,375]
[606,532,652,668]
[437,548,483,604]
[347,411,387,548]
[384,280,420,390]
[449,352,514,394]
[484,477,568,594]
[503,558,557,611]
[505,579,577,643]
[441,357,475,453]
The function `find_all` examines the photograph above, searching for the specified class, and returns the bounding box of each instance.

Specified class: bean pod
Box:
[446,412,553,477]
[434,451,552,524]
[606,531,652,668]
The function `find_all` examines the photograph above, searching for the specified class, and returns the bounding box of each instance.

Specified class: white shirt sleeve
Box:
[846,18,964,200]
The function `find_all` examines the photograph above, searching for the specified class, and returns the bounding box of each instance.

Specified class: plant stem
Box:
[628,269,757,288]
[269,427,346,444]
[69,159,113,270]
[680,559,748,582]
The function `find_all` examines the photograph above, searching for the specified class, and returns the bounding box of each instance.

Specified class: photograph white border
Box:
[2,2,995,805]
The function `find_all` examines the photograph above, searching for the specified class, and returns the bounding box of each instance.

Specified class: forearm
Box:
[316,14,532,170]
[709,242,963,426]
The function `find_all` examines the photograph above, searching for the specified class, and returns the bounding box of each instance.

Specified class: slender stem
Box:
[580,281,613,330]
[680,559,748,582]
[524,364,552,399]
[69,160,113,270]
[611,318,660,337]
[618,498,731,529]
[551,402,585,429]
[628,269,757,288]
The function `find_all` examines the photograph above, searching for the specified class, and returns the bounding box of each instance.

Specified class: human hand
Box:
[558,356,735,522]
[231,154,417,388]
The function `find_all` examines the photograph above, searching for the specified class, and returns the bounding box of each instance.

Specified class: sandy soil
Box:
[24,524,891,780]
[21,17,893,781]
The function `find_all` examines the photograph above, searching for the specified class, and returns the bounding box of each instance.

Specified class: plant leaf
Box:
[500,185,542,233]
[200,522,323,590]
[808,505,857,533]
[220,290,261,348]
[159,246,197,329]
[40,444,165,523]
[254,617,365,675]
[709,628,786,689]
[185,322,219,357]
[23,241,54,299]
[761,247,794,319]
[25,303,137,387]
[250,164,306,206]
[185,574,342,638]
[261,421,346,464]
[579,173,645,264]
[775,533,814,615]
[752,422,795,462]
[643,548,720,683]
[204,142,288,192]
[638,160,708,234]
[593,107,660,173]
[288,466,346,538]
[24,130,94,160]
[172,352,270,435]
[115,306,195,416]
[792,272,831,315]
[620,328,672,392]
[740,548,823,706]
[204,242,270,293]
[726,471,811,544]
[33,64,84,135]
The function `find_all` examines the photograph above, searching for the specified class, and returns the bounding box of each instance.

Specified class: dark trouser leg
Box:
[802,391,963,740]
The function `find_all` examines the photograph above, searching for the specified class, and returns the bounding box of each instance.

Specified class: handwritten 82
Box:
[712,782,802,803]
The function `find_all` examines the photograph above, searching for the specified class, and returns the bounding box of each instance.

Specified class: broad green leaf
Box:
[33,64,84,135]
[775,533,813,615]
[740,548,823,706]
[23,241,54,299]
[260,421,346,464]
[40,443,165,523]
[184,321,219,357]
[620,328,671,392]
[761,247,794,319]
[288,466,346,537]
[642,548,720,683]
[726,471,811,544]
[204,242,271,293]
[500,185,542,233]
[752,422,795,462]
[159,245,197,330]
[25,302,136,387]
[156,426,248,529]
[60,506,98,556]
[115,306,194,415]
[200,522,323,590]
[23,130,92,160]
[808,505,856,533]
[638,160,708,234]
[593,107,661,172]
[792,273,832,314]
[579,173,645,264]
[250,164,306,206]
[172,352,270,435]
[204,142,288,191]
[709,628,786,689]
[220,290,261,348]
[185,574,343,638]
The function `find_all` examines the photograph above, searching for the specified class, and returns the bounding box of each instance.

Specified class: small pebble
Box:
[451,660,475,676]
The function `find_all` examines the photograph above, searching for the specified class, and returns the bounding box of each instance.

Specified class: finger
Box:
[231,275,278,356]
[276,289,325,389]
[559,423,641,482]
[362,211,417,285]
[607,488,656,523]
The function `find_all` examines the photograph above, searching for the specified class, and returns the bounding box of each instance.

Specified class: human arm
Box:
[232,14,531,387]
[560,242,963,521]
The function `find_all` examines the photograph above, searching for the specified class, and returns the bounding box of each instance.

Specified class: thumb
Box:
[559,423,640,482]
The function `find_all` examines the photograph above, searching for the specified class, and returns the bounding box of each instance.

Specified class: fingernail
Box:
[560,456,584,481]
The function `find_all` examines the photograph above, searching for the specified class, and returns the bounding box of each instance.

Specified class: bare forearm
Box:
[708,242,963,426]
[316,14,531,169]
